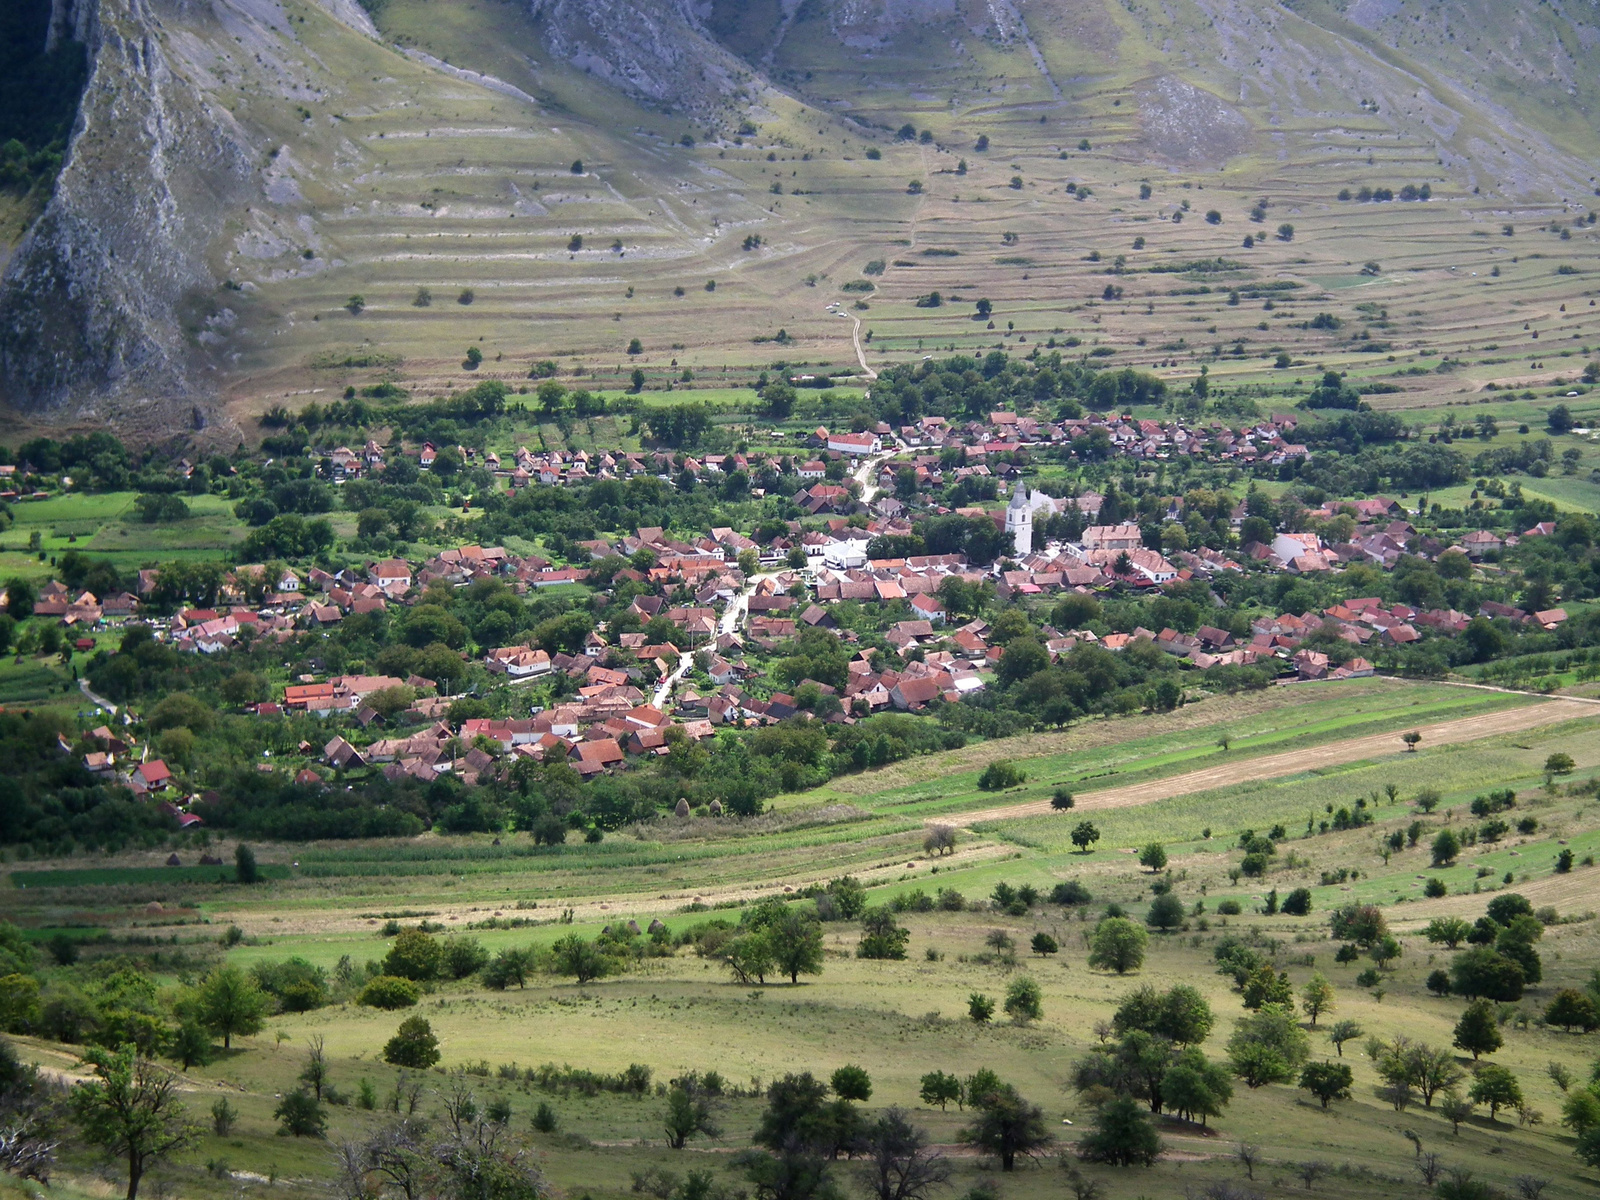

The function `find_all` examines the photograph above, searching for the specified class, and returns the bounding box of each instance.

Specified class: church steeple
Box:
[1005,478,1032,556]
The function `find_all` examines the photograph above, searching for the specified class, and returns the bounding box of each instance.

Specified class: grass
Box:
[6,681,1600,1199]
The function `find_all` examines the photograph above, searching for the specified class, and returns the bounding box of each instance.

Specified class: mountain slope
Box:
[0,0,1596,429]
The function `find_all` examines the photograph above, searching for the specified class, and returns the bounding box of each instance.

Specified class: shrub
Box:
[1050,789,1075,810]
[356,976,419,1010]
[1004,976,1043,1023]
[1050,881,1092,906]
[275,1090,326,1138]
[978,760,1025,791]
[1280,888,1312,916]
[382,1016,440,1069]
[1146,893,1185,931]
[1424,878,1448,898]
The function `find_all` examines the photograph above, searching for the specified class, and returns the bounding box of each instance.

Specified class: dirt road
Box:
[946,697,1596,826]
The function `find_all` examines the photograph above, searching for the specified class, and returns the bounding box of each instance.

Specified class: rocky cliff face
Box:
[0,0,255,420]
[527,0,753,117]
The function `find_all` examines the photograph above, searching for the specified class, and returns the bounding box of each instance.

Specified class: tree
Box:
[1145,893,1184,931]
[1113,984,1214,1046]
[664,1081,723,1148]
[1402,730,1422,751]
[1298,1062,1353,1108]
[1300,973,1335,1027]
[168,1020,212,1072]
[1453,999,1503,1060]
[1544,752,1575,777]
[384,928,443,981]
[960,1083,1050,1170]
[857,909,910,961]
[1242,966,1293,1011]
[1070,821,1100,853]
[1226,1004,1310,1087]
[768,910,825,984]
[1561,1088,1600,1135]
[1161,1048,1232,1127]
[1431,829,1460,867]
[1450,947,1525,1001]
[1030,933,1058,956]
[382,1016,440,1069]
[275,1090,326,1137]
[1440,1091,1474,1134]
[919,1072,961,1111]
[1089,918,1148,974]
[967,993,995,1023]
[195,965,267,1049]
[1326,1020,1362,1057]
[1426,917,1473,949]
[1138,843,1167,872]
[831,1066,872,1103]
[1468,1064,1522,1122]
[550,934,610,984]
[69,1045,198,1200]
[857,1107,951,1200]
[1003,977,1042,1024]
[1076,1094,1160,1167]
[299,1035,329,1100]
[1545,988,1600,1033]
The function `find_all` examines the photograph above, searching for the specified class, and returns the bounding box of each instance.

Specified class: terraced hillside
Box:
[1,0,1597,431]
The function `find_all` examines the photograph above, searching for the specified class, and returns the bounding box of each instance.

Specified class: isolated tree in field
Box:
[967,993,995,1023]
[1138,843,1167,872]
[831,1066,872,1102]
[1453,999,1503,1060]
[1300,973,1335,1027]
[1326,1019,1362,1057]
[919,1072,961,1111]
[234,843,259,884]
[382,1016,440,1069]
[69,1045,198,1200]
[961,1082,1050,1171]
[195,965,267,1049]
[1440,1091,1474,1134]
[1089,917,1148,974]
[1298,1061,1354,1108]
[1401,730,1421,751]
[1050,789,1075,810]
[1545,988,1600,1032]
[857,1107,952,1200]
[275,1089,326,1138]
[1431,829,1460,867]
[482,947,534,990]
[768,909,825,983]
[923,826,957,856]
[1076,1094,1160,1167]
[664,1080,723,1148]
[1468,1064,1523,1122]
[1004,977,1043,1024]
[1227,1003,1309,1088]
[1070,821,1100,853]
[1145,892,1184,931]
[1544,752,1575,778]
[1030,932,1058,956]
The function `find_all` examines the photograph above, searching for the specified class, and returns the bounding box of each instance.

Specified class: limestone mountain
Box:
[0,0,1595,429]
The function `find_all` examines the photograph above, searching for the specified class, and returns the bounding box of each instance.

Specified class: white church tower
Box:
[1005,478,1032,557]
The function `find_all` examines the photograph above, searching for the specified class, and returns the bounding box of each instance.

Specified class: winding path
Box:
[944,697,1598,826]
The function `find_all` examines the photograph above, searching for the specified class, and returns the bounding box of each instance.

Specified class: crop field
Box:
[4,678,1600,1200]
[0,491,249,582]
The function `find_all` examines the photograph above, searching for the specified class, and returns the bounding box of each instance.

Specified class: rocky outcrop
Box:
[527,0,751,116]
[0,0,255,418]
